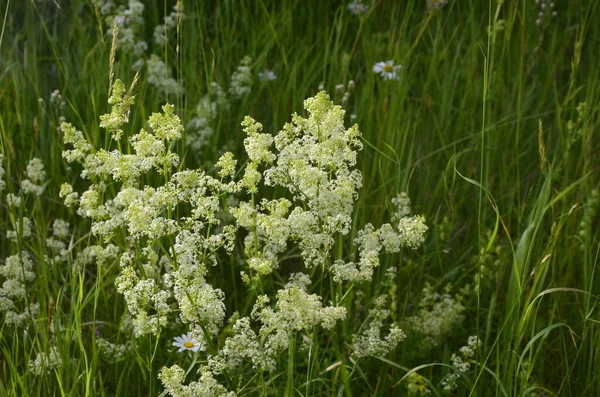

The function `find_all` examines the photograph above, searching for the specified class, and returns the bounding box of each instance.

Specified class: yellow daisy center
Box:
[183,341,195,348]
[383,64,393,73]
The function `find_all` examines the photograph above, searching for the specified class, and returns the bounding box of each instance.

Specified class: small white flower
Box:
[229,56,253,98]
[373,60,402,81]
[347,1,368,15]
[172,333,205,353]
[147,55,185,97]
[114,15,127,26]
[258,70,277,81]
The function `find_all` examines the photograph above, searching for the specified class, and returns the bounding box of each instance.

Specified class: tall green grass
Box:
[1,0,598,395]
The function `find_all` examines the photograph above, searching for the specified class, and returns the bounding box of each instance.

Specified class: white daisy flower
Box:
[258,70,277,81]
[372,60,402,81]
[172,333,205,353]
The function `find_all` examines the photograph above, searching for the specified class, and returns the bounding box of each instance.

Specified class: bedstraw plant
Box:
[1,1,599,396]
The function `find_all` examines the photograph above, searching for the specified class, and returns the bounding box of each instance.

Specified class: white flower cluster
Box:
[229,94,426,285]
[62,90,183,227]
[233,92,363,278]
[0,251,40,327]
[72,244,120,274]
[351,295,406,358]
[115,266,171,336]
[186,57,253,150]
[147,55,185,98]
[331,199,426,283]
[60,85,430,395]
[397,215,428,249]
[228,56,253,99]
[258,284,347,332]
[331,224,381,282]
[45,219,71,264]
[205,316,258,371]
[50,89,66,109]
[459,335,481,359]
[535,0,557,26]
[159,274,346,394]
[6,217,32,243]
[52,218,70,239]
[22,157,46,196]
[159,365,236,397]
[186,82,229,150]
[2,223,72,331]
[335,79,355,105]
[406,284,465,349]
[206,278,346,375]
[27,158,46,179]
[6,193,21,208]
[62,79,240,340]
[153,2,184,45]
[97,0,186,78]
[441,335,481,392]
[347,1,368,15]
[391,192,412,222]
[258,70,276,82]
[97,0,148,71]
[392,192,428,249]
[96,338,131,362]
[0,159,61,329]
[100,0,148,65]
[28,346,63,376]
[102,79,137,141]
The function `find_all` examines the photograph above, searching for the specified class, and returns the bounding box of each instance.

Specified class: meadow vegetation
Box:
[0,0,599,395]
